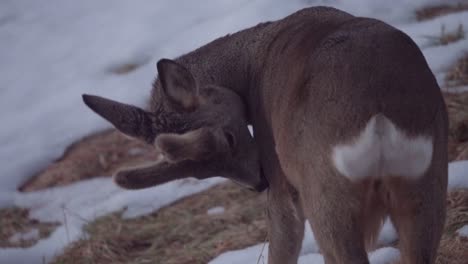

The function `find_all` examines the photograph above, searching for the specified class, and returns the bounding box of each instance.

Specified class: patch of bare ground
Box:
[0,208,58,248]
[445,53,468,89]
[438,92,468,263]
[51,181,267,264]
[437,189,468,264]
[416,3,468,21]
[444,91,468,160]
[454,141,468,161]
[20,129,158,192]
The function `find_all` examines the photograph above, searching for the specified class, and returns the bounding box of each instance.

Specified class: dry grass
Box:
[444,91,468,161]
[454,141,468,161]
[445,53,468,88]
[444,92,468,144]
[416,3,468,21]
[440,24,465,45]
[444,189,468,236]
[438,92,468,261]
[109,63,142,75]
[51,182,267,264]
[437,189,468,264]
[20,129,158,192]
[0,208,58,248]
[423,24,465,46]
[437,235,468,264]
[108,57,150,75]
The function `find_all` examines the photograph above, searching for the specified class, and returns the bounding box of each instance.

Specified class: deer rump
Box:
[332,114,433,181]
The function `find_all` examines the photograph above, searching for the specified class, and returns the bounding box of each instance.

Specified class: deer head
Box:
[82,59,267,191]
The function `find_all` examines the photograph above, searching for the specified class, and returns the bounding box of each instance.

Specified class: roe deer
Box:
[83,6,448,264]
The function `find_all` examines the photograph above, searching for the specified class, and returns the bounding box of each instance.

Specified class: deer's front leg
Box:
[267,174,305,264]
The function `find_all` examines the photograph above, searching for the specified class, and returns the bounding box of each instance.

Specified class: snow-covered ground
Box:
[210,244,401,264]
[1,177,224,263]
[1,0,468,263]
[211,220,398,264]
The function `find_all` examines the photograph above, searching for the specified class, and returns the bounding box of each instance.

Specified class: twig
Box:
[62,206,91,224]
[61,205,70,244]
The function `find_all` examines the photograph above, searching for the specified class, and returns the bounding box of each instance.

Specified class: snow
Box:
[0,177,224,263]
[448,160,468,190]
[300,222,321,255]
[210,243,400,264]
[377,219,398,247]
[209,219,398,264]
[443,85,468,93]
[210,243,269,264]
[457,225,468,237]
[1,0,468,263]
[207,206,225,215]
[367,247,401,264]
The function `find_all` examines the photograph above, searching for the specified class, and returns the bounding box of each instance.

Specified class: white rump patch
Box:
[332,114,433,181]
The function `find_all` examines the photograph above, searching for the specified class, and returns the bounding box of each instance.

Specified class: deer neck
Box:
[174,22,274,104]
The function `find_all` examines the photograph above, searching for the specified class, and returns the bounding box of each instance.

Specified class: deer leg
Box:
[386,170,446,264]
[267,180,305,264]
[385,114,447,264]
[300,171,369,264]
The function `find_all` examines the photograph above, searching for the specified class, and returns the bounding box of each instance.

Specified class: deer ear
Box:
[157,59,199,111]
[82,94,154,142]
[155,128,230,163]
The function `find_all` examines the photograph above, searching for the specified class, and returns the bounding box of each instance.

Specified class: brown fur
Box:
[83,6,448,264]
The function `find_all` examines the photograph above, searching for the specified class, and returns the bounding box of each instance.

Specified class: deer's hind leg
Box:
[267,176,305,264]
[300,167,370,264]
[385,163,447,264]
[385,112,447,264]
